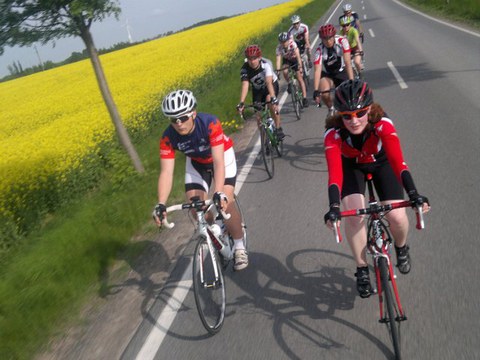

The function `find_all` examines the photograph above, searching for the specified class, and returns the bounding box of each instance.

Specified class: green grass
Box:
[402,0,480,28]
[0,1,335,359]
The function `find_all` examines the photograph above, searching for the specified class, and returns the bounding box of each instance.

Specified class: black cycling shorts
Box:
[283,58,299,72]
[252,81,279,104]
[321,70,349,88]
[341,158,405,201]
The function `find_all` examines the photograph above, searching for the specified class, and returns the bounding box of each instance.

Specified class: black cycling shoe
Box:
[302,98,309,108]
[355,266,372,298]
[276,127,285,140]
[395,245,411,274]
[287,83,292,94]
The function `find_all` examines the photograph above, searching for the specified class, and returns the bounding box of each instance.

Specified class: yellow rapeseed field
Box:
[0,0,311,233]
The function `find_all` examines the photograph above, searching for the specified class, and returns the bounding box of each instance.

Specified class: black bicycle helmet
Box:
[278,32,289,42]
[334,79,373,111]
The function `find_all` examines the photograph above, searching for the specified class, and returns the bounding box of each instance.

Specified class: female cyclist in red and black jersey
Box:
[323,80,430,298]
[152,90,248,271]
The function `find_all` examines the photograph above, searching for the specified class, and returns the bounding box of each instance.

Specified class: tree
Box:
[0,0,144,173]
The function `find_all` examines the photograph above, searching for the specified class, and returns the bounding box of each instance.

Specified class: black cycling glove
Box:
[408,191,429,208]
[324,205,341,224]
[213,192,227,208]
[313,90,321,99]
[153,203,167,221]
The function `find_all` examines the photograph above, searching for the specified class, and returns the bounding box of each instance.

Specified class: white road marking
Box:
[134,261,192,360]
[369,28,375,38]
[387,61,408,89]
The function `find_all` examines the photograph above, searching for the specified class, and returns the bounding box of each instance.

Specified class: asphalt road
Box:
[46,1,480,359]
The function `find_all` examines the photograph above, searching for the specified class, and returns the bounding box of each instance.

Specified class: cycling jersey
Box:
[160,113,233,164]
[324,117,409,195]
[287,23,309,53]
[339,12,360,30]
[340,26,359,50]
[276,38,299,62]
[314,35,351,74]
[240,57,278,90]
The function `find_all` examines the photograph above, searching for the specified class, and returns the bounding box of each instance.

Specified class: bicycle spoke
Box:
[260,126,274,178]
[192,235,226,334]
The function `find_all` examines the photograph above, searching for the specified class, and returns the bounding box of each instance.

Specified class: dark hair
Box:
[325,102,385,130]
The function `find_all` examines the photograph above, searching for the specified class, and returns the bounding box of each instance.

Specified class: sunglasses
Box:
[342,24,351,27]
[170,112,193,124]
[247,56,259,61]
[339,108,369,120]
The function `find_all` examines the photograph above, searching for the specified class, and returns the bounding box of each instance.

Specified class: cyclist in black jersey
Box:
[237,45,284,140]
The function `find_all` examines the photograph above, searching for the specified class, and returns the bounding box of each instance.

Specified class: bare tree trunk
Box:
[80,27,144,173]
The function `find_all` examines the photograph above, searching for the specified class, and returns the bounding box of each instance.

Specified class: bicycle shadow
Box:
[226,249,394,359]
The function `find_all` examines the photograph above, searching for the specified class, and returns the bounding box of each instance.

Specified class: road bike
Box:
[162,195,247,334]
[240,102,284,179]
[300,52,311,91]
[351,50,365,80]
[285,65,304,120]
[331,174,426,360]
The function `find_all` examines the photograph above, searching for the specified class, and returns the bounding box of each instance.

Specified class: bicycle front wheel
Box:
[290,83,301,120]
[260,125,274,178]
[378,257,401,359]
[192,235,226,335]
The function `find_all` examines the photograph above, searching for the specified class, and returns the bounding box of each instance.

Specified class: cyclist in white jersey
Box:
[276,32,309,108]
[287,15,312,68]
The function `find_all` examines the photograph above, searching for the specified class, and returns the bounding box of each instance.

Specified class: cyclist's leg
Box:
[341,163,368,267]
[185,159,211,220]
[374,163,409,248]
[319,74,335,108]
[296,68,307,98]
[221,149,243,241]
[267,81,281,130]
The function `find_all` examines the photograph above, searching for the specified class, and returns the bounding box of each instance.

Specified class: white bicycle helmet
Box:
[291,15,301,24]
[162,90,196,117]
[343,3,352,12]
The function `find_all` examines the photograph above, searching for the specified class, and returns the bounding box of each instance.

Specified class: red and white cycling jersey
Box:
[276,38,299,62]
[324,117,409,191]
[314,35,351,74]
[288,23,309,51]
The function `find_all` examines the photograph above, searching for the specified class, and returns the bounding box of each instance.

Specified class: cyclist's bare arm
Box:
[238,80,250,111]
[211,144,226,195]
[158,158,175,205]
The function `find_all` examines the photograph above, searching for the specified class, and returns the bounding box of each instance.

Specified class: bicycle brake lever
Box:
[415,205,425,230]
[333,220,342,243]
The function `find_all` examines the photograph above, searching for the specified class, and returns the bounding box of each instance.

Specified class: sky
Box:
[0,0,289,77]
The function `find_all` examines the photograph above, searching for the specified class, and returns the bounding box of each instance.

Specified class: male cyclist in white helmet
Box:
[287,14,312,68]
[153,90,248,271]
[339,3,364,43]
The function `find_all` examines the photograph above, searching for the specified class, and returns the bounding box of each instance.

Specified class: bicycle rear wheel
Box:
[290,83,301,120]
[378,257,401,359]
[260,125,274,178]
[192,235,226,334]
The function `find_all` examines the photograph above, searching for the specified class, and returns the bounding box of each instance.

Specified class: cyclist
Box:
[237,44,284,140]
[339,3,364,42]
[287,15,312,68]
[275,32,309,108]
[313,24,353,118]
[339,15,364,78]
[323,80,430,298]
[153,90,248,271]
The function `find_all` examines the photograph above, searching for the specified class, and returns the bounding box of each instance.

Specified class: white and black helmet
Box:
[342,3,352,12]
[162,90,196,117]
[291,15,301,24]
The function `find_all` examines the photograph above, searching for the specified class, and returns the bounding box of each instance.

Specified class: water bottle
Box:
[266,117,275,132]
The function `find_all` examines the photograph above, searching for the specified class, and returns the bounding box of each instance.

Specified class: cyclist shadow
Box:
[98,238,175,317]
[226,249,393,359]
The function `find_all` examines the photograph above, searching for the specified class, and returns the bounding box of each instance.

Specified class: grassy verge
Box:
[0,1,334,359]
[402,0,480,29]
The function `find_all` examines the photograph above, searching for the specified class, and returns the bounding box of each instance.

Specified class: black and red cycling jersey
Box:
[324,117,409,194]
[314,35,351,74]
[160,113,233,164]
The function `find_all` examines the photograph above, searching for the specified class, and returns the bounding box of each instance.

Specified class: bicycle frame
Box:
[332,173,425,357]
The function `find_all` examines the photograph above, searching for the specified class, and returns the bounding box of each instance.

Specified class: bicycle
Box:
[331,173,426,360]
[240,102,284,179]
[300,52,311,90]
[162,195,248,334]
[351,50,365,80]
[285,65,304,120]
